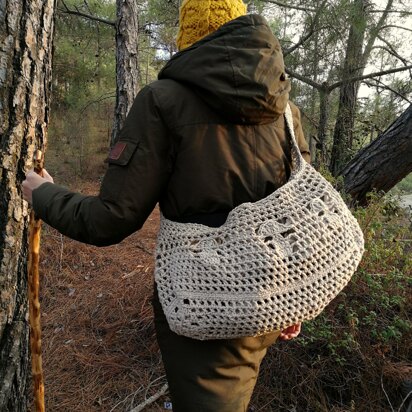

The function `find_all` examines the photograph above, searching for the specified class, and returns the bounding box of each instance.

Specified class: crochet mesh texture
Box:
[155,105,364,340]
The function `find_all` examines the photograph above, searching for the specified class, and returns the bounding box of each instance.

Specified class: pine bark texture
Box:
[316,89,330,166]
[330,0,367,175]
[330,0,394,175]
[0,1,55,410]
[342,104,412,205]
[112,0,140,144]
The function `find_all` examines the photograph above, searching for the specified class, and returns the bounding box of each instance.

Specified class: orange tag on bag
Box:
[109,142,127,160]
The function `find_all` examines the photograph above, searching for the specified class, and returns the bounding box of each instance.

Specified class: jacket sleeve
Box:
[289,101,311,163]
[32,85,173,246]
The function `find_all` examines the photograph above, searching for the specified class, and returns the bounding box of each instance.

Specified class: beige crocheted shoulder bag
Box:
[155,103,364,340]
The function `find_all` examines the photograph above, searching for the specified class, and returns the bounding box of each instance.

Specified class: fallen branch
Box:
[136,242,153,256]
[129,383,169,412]
[398,389,412,412]
[381,374,395,412]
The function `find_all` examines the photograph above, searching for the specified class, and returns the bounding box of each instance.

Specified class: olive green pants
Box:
[153,288,280,412]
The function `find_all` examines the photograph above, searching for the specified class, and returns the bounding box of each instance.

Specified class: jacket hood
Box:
[158,14,290,125]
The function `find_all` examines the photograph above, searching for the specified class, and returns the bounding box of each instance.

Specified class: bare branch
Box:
[362,79,412,104]
[283,0,327,56]
[362,0,394,66]
[83,0,93,15]
[373,41,409,66]
[288,65,412,93]
[370,9,412,14]
[283,27,316,56]
[285,68,324,91]
[79,93,116,117]
[262,0,316,13]
[380,24,412,33]
[59,0,115,27]
[328,64,412,91]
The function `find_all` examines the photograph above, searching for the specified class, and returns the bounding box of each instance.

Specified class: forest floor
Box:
[37,176,412,412]
[39,179,168,412]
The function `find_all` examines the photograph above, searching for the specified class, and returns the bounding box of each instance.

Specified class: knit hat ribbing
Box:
[177,0,247,51]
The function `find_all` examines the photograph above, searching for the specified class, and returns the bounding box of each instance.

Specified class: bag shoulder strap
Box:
[284,103,305,173]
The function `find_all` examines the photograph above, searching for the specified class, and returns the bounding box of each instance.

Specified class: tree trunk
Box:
[342,104,412,205]
[329,0,367,175]
[330,0,394,176]
[0,1,56,410]
[316,89,330,167]
[111,0,140,144]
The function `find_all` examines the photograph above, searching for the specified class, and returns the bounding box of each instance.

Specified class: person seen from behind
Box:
[23,0,311,410]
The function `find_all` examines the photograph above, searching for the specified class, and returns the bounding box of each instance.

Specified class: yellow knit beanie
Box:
[177,0,247,51]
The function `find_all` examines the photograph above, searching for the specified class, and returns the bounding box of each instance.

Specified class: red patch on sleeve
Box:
[109,142,127,160]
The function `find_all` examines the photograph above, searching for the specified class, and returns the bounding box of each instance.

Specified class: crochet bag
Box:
[155,104,364,340]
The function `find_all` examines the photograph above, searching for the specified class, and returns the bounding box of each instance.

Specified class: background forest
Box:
[50,0,412,191]
[0,0,411,411]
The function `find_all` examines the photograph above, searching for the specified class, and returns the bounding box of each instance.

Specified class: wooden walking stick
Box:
[27,150,46,412]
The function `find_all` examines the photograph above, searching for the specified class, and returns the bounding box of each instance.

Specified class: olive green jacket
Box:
[33,14,310,246]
